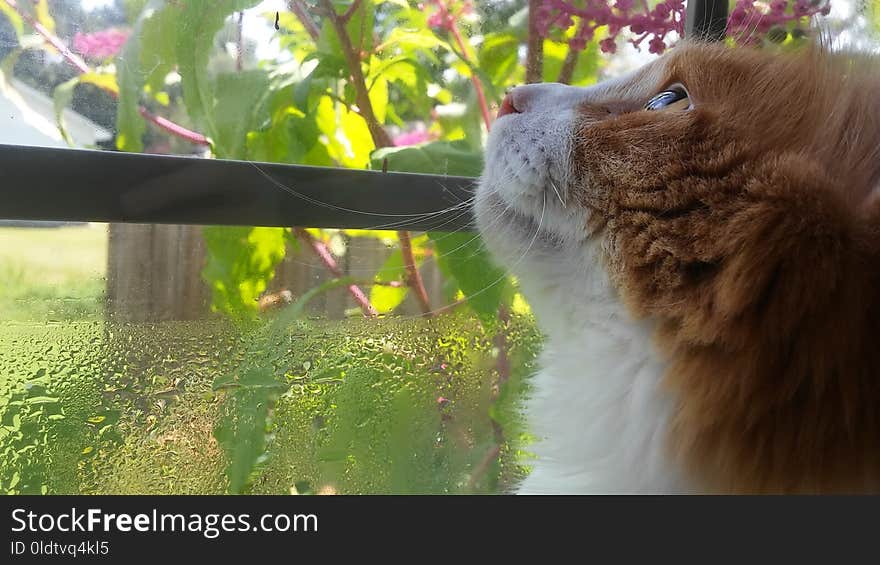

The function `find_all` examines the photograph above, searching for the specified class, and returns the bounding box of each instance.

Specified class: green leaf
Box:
[174,0,261,138]
[139,4,177,95]
[542,38,601,86]
[478,32,520,89]
[115,0,169,152]
[370,140,483,177]
[212,70,270,159]
[115,37,145,150]
[377,28,450,60]
[871,2,880,35]
[313,0,375,68]
[247,111,333,166]
[0,3,24,38]
[33,0,54,34]
[53,77,80,146]
[80,72,119,95]
[122,0,149,24]
[314,21,348,75]
[344,0,375,56]
[368,72,388,124]
[292,72,316,112]
[370,250,409,314]
[0,49,22,80]
[428,232,511,327]
[369,55,432,116]
[339,106,374,168]
[201,226,288,320]
[316,95,375,168]
[213,368,281,494]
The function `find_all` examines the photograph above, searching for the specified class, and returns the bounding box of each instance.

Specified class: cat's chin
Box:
[475,179,592,266]
[474,186,567,259]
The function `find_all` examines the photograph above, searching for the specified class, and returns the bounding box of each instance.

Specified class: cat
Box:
[475,41,880,494]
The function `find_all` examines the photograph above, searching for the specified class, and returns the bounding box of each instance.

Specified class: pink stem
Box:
[293,228,378,318]
[440,3,493,131]
[138,110,209,145]
[317,0,432,316]
[340,0,364,23]
[288,0,320,41]
[398,230,432,316]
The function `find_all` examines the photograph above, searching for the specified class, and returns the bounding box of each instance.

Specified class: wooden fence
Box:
[106,224,448,321]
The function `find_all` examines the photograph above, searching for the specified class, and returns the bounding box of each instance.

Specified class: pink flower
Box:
[426,11,447,29]
[770,0,788,14]
[728,6,748,26]
[793,0,811,16]
[393,129,434,146]
[648,36,666,54]
[653,3,670,18]
[537,0,833,54]
[599,37,617,54]
[73,29,129,60]
[425,0,472,31]
[568,36,587,51]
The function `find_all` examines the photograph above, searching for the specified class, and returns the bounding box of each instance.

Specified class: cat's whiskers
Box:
[248,161,479,232]
[549,178,566,208]
[379,188,547,321]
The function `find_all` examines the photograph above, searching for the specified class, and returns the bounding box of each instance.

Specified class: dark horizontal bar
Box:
[0,145,477,232]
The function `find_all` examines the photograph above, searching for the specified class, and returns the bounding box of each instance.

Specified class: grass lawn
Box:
[0,223,107,321]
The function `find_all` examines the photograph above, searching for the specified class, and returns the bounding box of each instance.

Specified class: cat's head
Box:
[476,42,880,492]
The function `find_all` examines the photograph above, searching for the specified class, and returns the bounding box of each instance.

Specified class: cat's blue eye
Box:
[644,86,690,111]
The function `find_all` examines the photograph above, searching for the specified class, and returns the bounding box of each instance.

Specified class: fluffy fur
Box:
[476,42,880,494]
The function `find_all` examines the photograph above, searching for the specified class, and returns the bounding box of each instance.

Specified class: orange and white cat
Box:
[476,41,880,494]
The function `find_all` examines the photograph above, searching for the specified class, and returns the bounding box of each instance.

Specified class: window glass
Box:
[0,0,872,494]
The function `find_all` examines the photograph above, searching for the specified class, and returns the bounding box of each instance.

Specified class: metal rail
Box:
[0,144,476,231]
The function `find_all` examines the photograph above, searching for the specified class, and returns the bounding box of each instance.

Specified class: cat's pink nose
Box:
[497,93,521,118]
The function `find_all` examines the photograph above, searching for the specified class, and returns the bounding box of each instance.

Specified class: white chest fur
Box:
[512,252,688,494]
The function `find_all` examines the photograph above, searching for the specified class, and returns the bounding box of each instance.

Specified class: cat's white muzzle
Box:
[476,83,594,253]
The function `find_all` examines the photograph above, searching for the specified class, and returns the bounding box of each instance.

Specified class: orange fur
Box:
[574,42,880,492]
